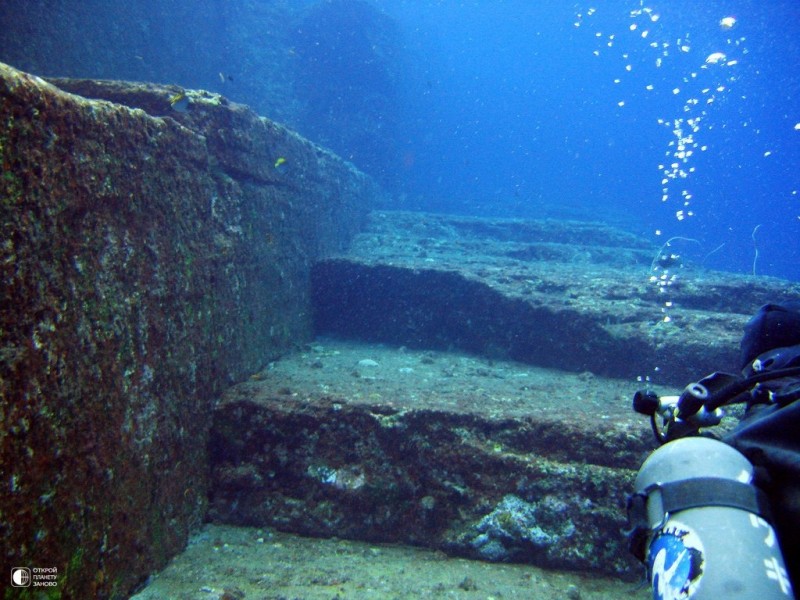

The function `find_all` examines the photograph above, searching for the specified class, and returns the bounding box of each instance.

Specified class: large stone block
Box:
[312,211,800,385]
[208,342,655,578]
[0,63,377,597]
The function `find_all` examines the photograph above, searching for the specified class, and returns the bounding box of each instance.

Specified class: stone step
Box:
[209,212,799,577]
[209,340,663,577]
[311,211,800,386]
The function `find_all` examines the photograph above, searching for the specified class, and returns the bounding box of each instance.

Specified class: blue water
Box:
[359,0,800,281]
[3,0,797,280]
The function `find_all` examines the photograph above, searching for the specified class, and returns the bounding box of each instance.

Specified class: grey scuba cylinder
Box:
[633,436,794,599]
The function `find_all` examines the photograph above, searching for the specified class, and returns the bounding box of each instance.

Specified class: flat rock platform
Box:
[208,212,799,578]
[210,339,661,577]
[313,211,799,385]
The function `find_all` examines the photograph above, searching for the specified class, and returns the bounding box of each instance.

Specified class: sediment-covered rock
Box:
[0,63,378,597]
[208,209,799,576]
[312,211,800,385]
[208,341,657,577]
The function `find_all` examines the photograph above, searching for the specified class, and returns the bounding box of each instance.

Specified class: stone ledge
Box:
[209,341,659,576]
[312,211,800,385]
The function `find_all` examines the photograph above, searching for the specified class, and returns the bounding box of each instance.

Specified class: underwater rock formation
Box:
[208,344,651,577]
[312,211,800,385]
[0,62,377,597]
[207,212,799,577]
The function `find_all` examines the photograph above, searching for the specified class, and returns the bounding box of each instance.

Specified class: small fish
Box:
[719,16,736,30]
[274,156,288,172]
[168,91,190,113]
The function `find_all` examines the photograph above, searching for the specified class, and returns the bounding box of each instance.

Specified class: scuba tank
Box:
[630,436,792,599]
[627,302,800,598]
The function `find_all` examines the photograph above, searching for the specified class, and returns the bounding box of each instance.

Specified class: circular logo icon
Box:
[648,521,705,600]
[11,567,31,587]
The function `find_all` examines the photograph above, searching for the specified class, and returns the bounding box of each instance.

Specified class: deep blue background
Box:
[363,0,800,280]
[1,0,797,279]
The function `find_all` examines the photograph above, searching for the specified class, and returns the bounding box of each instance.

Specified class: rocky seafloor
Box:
[209,339,660,576]
[139,339,656,599]
[312,211,800,387]
[134,210,800,597]
[133,523,648,600]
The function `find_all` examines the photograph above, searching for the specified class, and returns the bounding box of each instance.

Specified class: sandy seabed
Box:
[132,523,648,600]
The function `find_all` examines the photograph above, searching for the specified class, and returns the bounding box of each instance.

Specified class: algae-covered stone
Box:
[0,61,377,598]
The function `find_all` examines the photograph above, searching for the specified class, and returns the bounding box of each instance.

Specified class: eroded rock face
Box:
[207,212,799,578]
[312,211,800,385]
[208,341,654,577]
[0,63,377,597]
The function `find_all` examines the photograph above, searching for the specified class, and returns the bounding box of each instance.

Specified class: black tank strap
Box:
[626,477,773,562]
[654,477,773,520]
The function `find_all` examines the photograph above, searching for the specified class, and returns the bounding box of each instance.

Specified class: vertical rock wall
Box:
[0,63,377,598]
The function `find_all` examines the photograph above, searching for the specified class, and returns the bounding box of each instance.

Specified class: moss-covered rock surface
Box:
[0,62,377,598]
[209,340,657,578]
[313,211,800,385]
